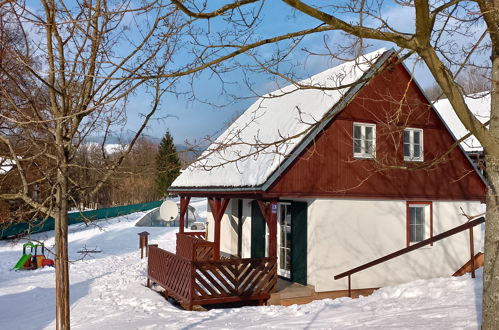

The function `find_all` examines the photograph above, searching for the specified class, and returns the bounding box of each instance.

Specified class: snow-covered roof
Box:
[171,48,393,189]
[433,93,490,152]
[0,158,14,174]
[83,142,128,154]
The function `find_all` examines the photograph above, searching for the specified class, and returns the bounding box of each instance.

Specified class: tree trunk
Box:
[55,158,70,329]
[482,39,499,329]
[483,161,499,329]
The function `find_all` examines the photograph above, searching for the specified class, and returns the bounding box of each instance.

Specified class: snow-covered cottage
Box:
[148,49,486,308]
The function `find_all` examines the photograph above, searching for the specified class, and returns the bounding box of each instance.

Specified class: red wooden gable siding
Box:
[267,61,486,200]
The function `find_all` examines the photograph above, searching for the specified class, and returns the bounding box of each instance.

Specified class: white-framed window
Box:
[403,128,423,161]
[407,202,432,246]
[353,123,376,158]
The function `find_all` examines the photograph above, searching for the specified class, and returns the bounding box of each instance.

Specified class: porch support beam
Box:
[179,196,191,234]
[208,197,230,260]
[257,200,278,258]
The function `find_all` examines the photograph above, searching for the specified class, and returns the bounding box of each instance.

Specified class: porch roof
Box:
[170,48,394,191]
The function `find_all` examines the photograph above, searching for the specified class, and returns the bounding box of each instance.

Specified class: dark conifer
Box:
[155,131,180,197]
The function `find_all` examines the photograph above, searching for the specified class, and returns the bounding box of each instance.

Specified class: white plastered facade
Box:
[205,197,484,293]
[206,199,253,258]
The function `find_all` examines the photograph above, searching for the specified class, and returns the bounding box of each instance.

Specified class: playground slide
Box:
[13,254,31,270]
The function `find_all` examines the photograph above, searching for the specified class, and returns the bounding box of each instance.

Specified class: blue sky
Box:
[123,2,433,145]
[104,1,474,145]
[19,1,486,145]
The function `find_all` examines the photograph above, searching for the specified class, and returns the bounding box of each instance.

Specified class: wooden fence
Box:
[182,231,206,239]
[147,245,277,309]
[176,233,214,261]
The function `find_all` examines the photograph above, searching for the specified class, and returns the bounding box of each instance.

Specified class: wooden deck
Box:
[147,233,277,309]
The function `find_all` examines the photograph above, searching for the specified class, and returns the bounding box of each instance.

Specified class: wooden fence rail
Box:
[334,216,485,297]
[182,231,206,239]
[148,245,277,309]
[191,257,277,306]
[176,233,214,261]
[148,246,192,304]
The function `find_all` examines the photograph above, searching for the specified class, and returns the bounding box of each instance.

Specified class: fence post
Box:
[348,275,351,298]
[138,231,150,259]
[469,227,475,279]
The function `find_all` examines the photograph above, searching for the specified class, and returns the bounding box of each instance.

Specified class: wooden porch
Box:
[147,196,280,309]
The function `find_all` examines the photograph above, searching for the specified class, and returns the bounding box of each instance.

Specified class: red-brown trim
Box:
[262,192,484,202]
[256,200,278,258]
[406,201,433,247]
[179,196,191,234]
[175,190,485,202]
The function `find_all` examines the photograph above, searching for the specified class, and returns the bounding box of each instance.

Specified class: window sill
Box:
[409,242,433,248]
[354,155,376,159]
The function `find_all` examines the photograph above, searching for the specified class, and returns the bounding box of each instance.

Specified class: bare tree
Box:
[164,1,499,328]
[425,67,491,100]
[0,2,185,329]
[2,0,498,328]
[70,137,161,208]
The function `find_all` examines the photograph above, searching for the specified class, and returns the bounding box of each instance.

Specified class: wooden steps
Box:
[268,278,377,306]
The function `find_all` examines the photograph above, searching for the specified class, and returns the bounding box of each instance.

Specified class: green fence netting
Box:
[0,200,162,239]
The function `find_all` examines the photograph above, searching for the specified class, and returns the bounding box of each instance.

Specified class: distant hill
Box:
[84,133,161,144]
[83,135,205,164]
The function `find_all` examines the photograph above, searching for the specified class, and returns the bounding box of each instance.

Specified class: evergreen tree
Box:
[155,131,181,197]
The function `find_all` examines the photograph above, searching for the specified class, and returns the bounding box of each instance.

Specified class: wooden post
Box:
[258,200,278,258]
[208,197,230,260]
[179,196,191,234]
[138,231,150,259]
[348,275,352,297]
[269,201,278,258]
[179,197,185,234]
[214,198,222,260]
[469,227,475,278]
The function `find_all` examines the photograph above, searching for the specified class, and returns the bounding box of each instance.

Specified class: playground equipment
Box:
[12,242,54,270]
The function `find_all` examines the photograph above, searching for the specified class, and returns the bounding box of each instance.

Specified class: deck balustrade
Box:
[176,232,214,261]
[148,244,277,309]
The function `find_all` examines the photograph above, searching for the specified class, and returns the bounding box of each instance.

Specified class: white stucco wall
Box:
[206,199,252,257]
[241,199,252,258]
[308,198,484,292]
[207,197,483,293]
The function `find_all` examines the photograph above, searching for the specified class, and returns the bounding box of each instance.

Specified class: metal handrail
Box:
[334,216,485,296]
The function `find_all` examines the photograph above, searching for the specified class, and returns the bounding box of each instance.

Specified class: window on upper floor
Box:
[403,128,423,161]
[353,123,376,158]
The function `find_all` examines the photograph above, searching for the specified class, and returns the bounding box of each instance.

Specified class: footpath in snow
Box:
[0,205,484,329]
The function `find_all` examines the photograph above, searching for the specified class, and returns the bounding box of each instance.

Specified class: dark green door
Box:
[251,200,308,286]
[251,200,266,258]
[291,201,307,285]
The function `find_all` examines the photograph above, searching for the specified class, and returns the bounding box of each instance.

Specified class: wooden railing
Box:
[148,245,277,309]
[176,233,214,261]
[334,216,485,297]
[182,231,206,239]
[191,257,277,305]
[147,246,192,304]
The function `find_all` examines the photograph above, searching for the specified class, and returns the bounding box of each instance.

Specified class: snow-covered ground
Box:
[0,201,484,329]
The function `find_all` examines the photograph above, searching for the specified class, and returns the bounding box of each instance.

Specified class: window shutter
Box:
[291,201,308,285]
